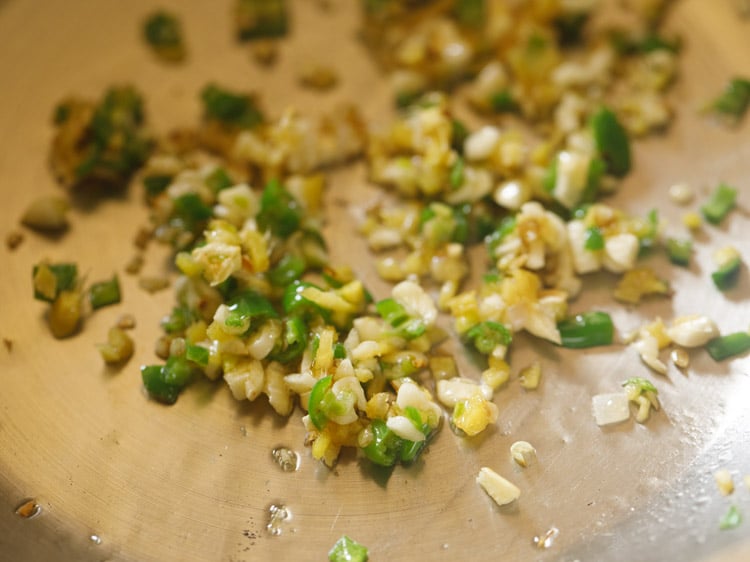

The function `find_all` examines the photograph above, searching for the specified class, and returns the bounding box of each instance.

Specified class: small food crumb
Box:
[682,211,702,230]
[5,230,24,250]
[715,468,735,496]
[97,327,135,365]
[14,499,41,519]
[476,466,521,507]
[133,226,153,250]
[510,441,536,468]
[3,338,12,352]
[299,64,338,91]
[670,347,689,369]
[252,40,278,66]
[519,361,541,390]
[138,275,170,293]
[116,313,137,330]
[125,253,144,275]
[668,182,694,205]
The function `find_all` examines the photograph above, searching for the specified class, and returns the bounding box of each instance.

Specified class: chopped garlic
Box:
[510,441,536,468]
[668,182,694,205]
[666,315,719,348]
[476,467,521,506]
[519,361,541,390]
[592,393,630,426]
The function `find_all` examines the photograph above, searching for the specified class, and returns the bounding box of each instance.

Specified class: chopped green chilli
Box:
[465,321,512,355]
[719,505,742,530]
[201,83,265,129]
[701,183,737,225]
[32,263,78,302]
[88,275,121,310]
[708,77,750,124]
[235,0,288,41]
[141,356,195,405]
[558,312,614,348]
[328,535,369,562]
[666,238,692,266]
[705,332,750,361]
[143,10,186,62]
[590,107,631,177]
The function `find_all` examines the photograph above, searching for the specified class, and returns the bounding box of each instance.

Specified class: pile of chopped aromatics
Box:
[32,0,750,473]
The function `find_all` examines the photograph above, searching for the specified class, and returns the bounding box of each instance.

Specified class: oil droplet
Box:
[441,543,449,550]
[271,447,300,472]
[14,499,42,519]
[266,504,291,536]
[89,535,102,545]
[533,527,559,550]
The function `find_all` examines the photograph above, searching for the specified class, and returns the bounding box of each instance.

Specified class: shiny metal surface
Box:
[0,1,748,560]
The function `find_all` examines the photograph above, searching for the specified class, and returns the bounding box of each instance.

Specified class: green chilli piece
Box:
[590,107,631,177]
[185,343,209,367]
[205,167,233,193]
[622,377,657,394]
[267,254,306,287]
[584,227,604,251]
[490,90,518,113]
[711,255,741,291]
[88,275,121,310]
[161,305,196,334]
[485,216,517,257]
[282,280,329,320]
[308,375,333,430]
[143,174,172,197]
[32,262,78,302]
[465,321,512,355]
[666,238,692,266]
[557,311,614,348]
[701,183,737,225]
[225,290,278,329]
[708,77,750,123]
[270,316,308,363]
[143,11,186,62]
[328,535,369,562]
[201,83,265,129]
[333,342,347,359]
[257,179,302,238]
[449,156,465,190]
[141,356,195,405]
[375,298,425,339]
[705,332,750,361]
[719,505,742,531]
[361,419,403,467]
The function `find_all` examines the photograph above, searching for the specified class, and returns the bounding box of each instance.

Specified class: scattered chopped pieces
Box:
[328,535,368,562]
[141,356,196,404]
[201,83,265,130]
[143,10,186,63]
[477,467,521,507]
[97,327,135,365]
[592,393,630,426]
[720,505,742,530]
[701,183,737,225]
[715,469,735,496]
[510,441,536,468]
[5,230,24,250]
[705,332,750,361]
[33,262,77,303]
[21,195,70,232]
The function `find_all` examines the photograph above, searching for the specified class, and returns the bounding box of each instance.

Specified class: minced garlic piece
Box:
[510,441,536,468]
[476,467,521,507]
[715,469,734,496]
